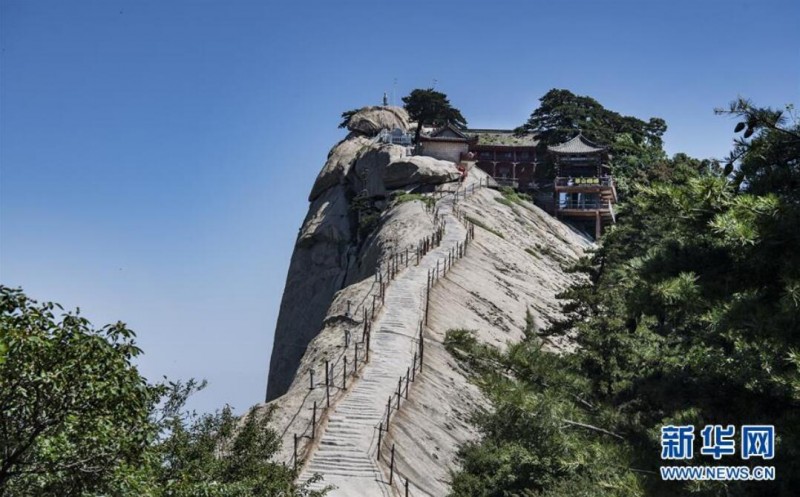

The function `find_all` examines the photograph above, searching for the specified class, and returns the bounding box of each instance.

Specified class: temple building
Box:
[419,125,616,238]
[548,133,617,238]
[466,129,539,190]
[418,123,475,163]
[419,126,539,190]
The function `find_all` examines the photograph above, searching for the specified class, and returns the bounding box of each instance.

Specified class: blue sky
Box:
[1,0,797,414]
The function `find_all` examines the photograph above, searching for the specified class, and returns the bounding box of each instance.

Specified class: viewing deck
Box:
[554,176,617,203]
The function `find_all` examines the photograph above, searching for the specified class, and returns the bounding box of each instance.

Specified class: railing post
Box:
[309,369,314,390]
[325,360,330,408]
[389,444,396,485]
[312,401,317,439]
[355,342,359,365]
[366,324,371,362]
[386,396,392,428]
[405,478,410,497]
[378,422,383,461]
[405,367,410,398]
[412,352,417,381]
[343,357,348,390]
[396,378,402,409]
[420,327,424,370]
[293,433,298,472]
[425,288,429,325]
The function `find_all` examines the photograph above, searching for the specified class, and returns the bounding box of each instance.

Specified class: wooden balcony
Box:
[554,176,617,203]
[556,199,615,222]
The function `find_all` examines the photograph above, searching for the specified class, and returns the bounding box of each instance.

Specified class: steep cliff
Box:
[260,107,591,496]
[266,106,460,402]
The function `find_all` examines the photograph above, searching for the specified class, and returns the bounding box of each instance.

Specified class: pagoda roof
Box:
[466,129,539,147]
[547,133,606,154]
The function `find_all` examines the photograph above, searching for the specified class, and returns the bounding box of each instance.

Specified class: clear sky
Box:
[1,0,798,414]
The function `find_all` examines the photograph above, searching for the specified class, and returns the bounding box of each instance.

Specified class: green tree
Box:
[147,381,322,497]
[0,286,322,497]
[338,108,359,129]
[517,88,666,150]
[517,89,670,195]
[402,88,467,144]
[449,99,800,496]
[0,286,160,496]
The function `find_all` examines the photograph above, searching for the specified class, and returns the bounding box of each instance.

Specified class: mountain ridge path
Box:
[298,194,467,496]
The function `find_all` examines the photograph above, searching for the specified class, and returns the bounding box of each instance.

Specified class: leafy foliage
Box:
[0,287,322,497]
[465,215,504,239]
[147,381,319,497]
[446,331,643,497]
[392,191,435,209]
[0,286,159,496]
[402,88,467,144]
[517,89,677,196]
[449,99,800,496]
[518,89,666,151]
[338,108,360,129]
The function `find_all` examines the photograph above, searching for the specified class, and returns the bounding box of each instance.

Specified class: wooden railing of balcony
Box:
[467,152,536,162]
[557,199,612,210]
[555,176,614,187]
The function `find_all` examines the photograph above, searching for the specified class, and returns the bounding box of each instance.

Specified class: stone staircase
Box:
[298,198,466,496]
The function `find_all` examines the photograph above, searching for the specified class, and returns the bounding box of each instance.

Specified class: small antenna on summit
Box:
[383,92,388,106]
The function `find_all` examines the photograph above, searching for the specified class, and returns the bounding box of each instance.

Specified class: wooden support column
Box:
[595,211,601,239]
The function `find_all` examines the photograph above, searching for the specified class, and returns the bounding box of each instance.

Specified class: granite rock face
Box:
[263,107,592,496]
[308,134,372,201]
[383,155,462,189]
[346,105,409,136]
[265,106,459,401]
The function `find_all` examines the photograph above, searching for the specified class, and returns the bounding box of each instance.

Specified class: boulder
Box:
[383,156,461,189]
[351,144,406,198]
[347,106,409,136]
[309,134,372,201]
[298,185,352,247]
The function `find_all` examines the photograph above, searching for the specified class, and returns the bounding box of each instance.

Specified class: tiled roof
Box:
[420,123,473,142]
[547,133,606,154]
[466,129,539,147]
[420,136,472,143]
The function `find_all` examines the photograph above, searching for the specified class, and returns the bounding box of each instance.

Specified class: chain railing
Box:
[372,190,478,496]
[287,206,448,472]
[288,178,485,488]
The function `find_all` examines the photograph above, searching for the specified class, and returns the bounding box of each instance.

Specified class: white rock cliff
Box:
[260,107,591,496]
